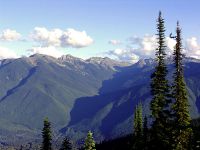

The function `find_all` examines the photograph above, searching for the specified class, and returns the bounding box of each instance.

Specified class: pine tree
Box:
[41,118,52,150]
[150,11,172,149]
[172,22,193,150]
[143,116,148,150]
[133,103,143,150]
[84,131,96,150]
[134,103,143,138]
[60,137,72,150]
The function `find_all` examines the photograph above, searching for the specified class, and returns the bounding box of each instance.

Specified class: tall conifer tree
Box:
[60,137,72,150]
[41,118,52,150]
[133,103,143,150]
[134,103,143,138]
[143,116,148,150]
[172,22,192,150]
[84,131,96,150]
[150,11,171,149]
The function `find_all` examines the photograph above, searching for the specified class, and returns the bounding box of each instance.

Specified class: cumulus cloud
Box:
[60,29,94,48]
[0,46,19,59]
[0,29,21,41]
[106,35,177,63]
[135,35,157,56]
[31,27,93,48]
[119,34,200,61]
[166,37,176,54]
[127,35,176,57]
[127,35,200,60]
[127,35,158,57]
[106,48,139,63]
[185,37,200,59]
[108,40,121,45]
[27,46,65,58]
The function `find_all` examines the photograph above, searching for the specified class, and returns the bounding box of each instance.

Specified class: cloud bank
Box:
[107,35,177,62]
[107,34,200,62]
[1,27,200,61]
[0,27,95,59]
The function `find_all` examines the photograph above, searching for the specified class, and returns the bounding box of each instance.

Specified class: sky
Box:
[0,0,200,62]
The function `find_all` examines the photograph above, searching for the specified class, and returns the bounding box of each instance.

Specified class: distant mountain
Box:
[86,57,131,69]
[0,54,200,146]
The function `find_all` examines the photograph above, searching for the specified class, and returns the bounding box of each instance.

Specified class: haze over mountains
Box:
[0,54,200,145]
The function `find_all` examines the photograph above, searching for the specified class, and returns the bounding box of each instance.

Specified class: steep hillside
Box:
[0,54,200,145]
[66,58,200,141]
[0,54,119,144]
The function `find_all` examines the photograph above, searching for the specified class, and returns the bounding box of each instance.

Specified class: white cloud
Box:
[0,29,21,41]
[166,37,176,54]
[106,35,177,63]
[0,46,19,59]
[127,35,200,60]
[108,40,121,45]
[128,35,176,58]
[31,27,93,48]
[27,46,65,58]
[106,48,139,63]
[60,29,93,48]
[128,35,157,57]
[31,27,62,47]
[185,37,200,59]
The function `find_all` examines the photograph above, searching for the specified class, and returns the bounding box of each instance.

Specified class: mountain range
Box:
[0,54,200,147]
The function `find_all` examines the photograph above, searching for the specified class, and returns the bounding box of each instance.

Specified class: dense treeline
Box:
[96,119,200,150]
[29,11,200,150]
[38,119,200,150]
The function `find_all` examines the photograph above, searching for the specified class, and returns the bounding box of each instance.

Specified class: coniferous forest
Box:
[34,12,200,150]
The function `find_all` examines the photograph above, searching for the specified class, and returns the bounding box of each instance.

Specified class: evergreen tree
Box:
[134,103,143,138]
[143,115,148,150]
[150,11,172,149]
[60,137,72,150]
[41,118,52,150]
[172,22,193,150]
[84,131,96,150]
[133,103,143,150]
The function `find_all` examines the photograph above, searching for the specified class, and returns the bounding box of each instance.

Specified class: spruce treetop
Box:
[84,131,96,150]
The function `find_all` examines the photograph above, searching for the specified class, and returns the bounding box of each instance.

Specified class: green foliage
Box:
[84,131,96,150]
[150,11,172,149]
[41,118,52,150]
[191,118,200,149]
[171,22,193,150]
[96,134,132,150]
[134,103,143,138]
[133,103,145,150]
[60,137,72,150]
[143,116,148,150]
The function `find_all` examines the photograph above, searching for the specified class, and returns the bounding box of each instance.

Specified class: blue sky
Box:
[0,0,200,62]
